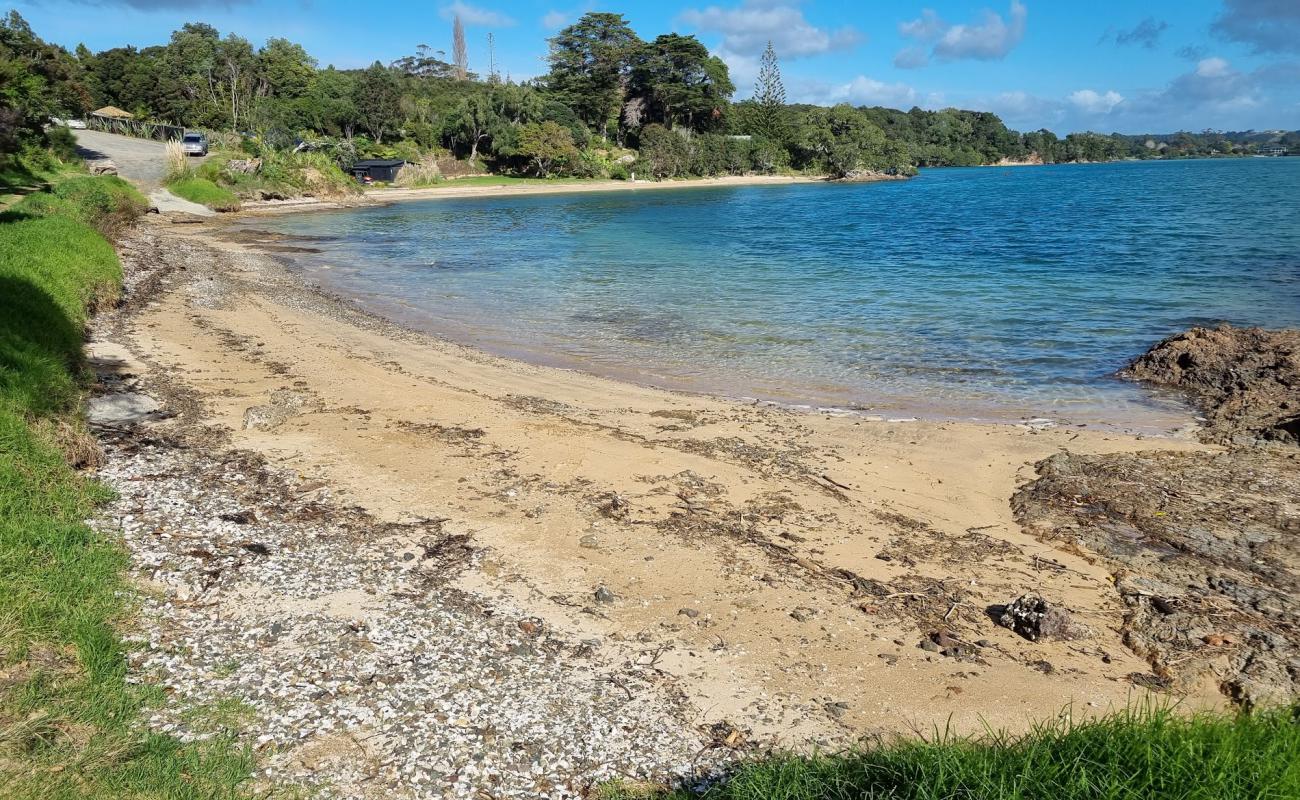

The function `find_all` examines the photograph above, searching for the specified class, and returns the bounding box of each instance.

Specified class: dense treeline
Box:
[3,9,1296,184]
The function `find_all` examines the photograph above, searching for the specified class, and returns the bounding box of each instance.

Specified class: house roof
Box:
[353,159,407,168]
[92,106,134,119]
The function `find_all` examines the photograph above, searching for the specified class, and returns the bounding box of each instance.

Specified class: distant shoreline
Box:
[238,173,847,214]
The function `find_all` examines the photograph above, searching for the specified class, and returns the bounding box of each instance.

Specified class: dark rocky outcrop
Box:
[1013,447,1300,707]
[1120,324,1300,446]
[1012,325,1300,707]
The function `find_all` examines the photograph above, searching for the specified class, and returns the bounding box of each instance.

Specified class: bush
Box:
[8,175,148,237]
[636,124,690,180]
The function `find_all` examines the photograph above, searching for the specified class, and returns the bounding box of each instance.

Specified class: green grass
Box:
[166,176,241,212]
[0,170,270,798]
[602,704,1300,800]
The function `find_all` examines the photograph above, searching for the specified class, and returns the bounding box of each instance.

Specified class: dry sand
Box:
[107,213,1226,752]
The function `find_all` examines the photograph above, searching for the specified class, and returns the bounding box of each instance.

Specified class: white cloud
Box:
[896,1,1027,65]
[679,1,862,59]
[838,76,919,108]
[1068,89,1124,114]
[542,10,570,29]
[1195,57,1231,78]
[439,1,516,27]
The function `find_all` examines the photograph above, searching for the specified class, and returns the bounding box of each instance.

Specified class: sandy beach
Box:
[237,174,838,215]
[97,213,1228,739]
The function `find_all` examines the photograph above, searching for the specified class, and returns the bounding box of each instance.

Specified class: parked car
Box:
[180,132,208,156]
[51,118,86,129]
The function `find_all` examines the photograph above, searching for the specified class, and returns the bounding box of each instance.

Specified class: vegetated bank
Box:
[601,704,1300,800]
[0,152,267,797]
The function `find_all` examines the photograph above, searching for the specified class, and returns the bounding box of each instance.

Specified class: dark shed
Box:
[351,159,407,182]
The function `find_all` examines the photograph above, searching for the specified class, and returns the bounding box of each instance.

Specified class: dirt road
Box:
[74,129,213,215]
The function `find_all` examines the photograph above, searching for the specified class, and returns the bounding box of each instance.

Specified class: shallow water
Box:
[249,158,1300,429]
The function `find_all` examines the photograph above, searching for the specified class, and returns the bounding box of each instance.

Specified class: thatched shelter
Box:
[91,106,134,119]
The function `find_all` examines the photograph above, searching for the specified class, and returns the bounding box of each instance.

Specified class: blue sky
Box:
[13,0,1300,133]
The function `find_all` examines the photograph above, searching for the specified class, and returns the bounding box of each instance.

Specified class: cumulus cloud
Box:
[1068,89,1125,114]
[1100,17,1168,49]
[679,0,861,60]
[838,76,919,108]
[439,1,516,27]
[895,1,1027,67]
[1211,0,1300,54]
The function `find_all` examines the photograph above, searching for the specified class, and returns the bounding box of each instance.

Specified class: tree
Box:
[544,12,641,140]
[447,91,501,160]
[354,61,402,142]
[752,40,787,143]
[626,34,733,132]
[514,120,578,176]
[0,11,91,155]
[259,38,316,100]
[796,105,909,178]
[452,15,468,81]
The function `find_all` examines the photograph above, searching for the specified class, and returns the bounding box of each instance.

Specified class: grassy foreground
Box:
[605,704,1300,800]
[0,165,262,798]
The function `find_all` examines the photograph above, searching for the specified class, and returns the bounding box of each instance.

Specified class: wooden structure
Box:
[351,159,408,183]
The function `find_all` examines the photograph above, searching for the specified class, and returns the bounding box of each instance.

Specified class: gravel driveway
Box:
[74,129,214,215]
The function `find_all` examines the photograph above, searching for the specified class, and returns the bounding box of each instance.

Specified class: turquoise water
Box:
[252,158,1300,429]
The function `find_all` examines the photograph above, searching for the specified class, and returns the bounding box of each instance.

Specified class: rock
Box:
[227,158,262,175]
[86,158,118,175]
[87,392,161,426]
[168,212,209,224]
[593,586,615,604]
[789,607,817,622]
[1120,324,1300,446]
[824,701,850,719]
[918,637,941,653]
[996,593,1092,642]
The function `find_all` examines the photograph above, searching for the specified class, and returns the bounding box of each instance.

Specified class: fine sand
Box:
[106,214,1223,752]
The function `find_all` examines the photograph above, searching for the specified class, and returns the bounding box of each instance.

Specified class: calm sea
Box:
[249,158,1300,430]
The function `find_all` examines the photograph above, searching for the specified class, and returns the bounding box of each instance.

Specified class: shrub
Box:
[9,175,149,237]
[164,139,190,182]
[636,124,690,180]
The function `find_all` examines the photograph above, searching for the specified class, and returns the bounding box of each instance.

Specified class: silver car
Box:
[181,132,208,156]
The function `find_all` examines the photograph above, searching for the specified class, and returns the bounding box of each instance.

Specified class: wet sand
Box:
[96,212,1235,759]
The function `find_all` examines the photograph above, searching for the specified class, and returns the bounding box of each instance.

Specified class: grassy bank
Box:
[605,704,1300,800]
[0,165,262,798]
[166,176,241,212]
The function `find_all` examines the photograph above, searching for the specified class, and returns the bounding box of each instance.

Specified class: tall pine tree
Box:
[452,14,468,80]
[754,40,787,143]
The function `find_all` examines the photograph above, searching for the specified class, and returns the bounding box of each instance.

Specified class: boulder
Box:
[996,593,1092,641]
[1120,324,1300,446]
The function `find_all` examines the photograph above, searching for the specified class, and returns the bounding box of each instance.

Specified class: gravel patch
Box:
[94,428,736,798]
